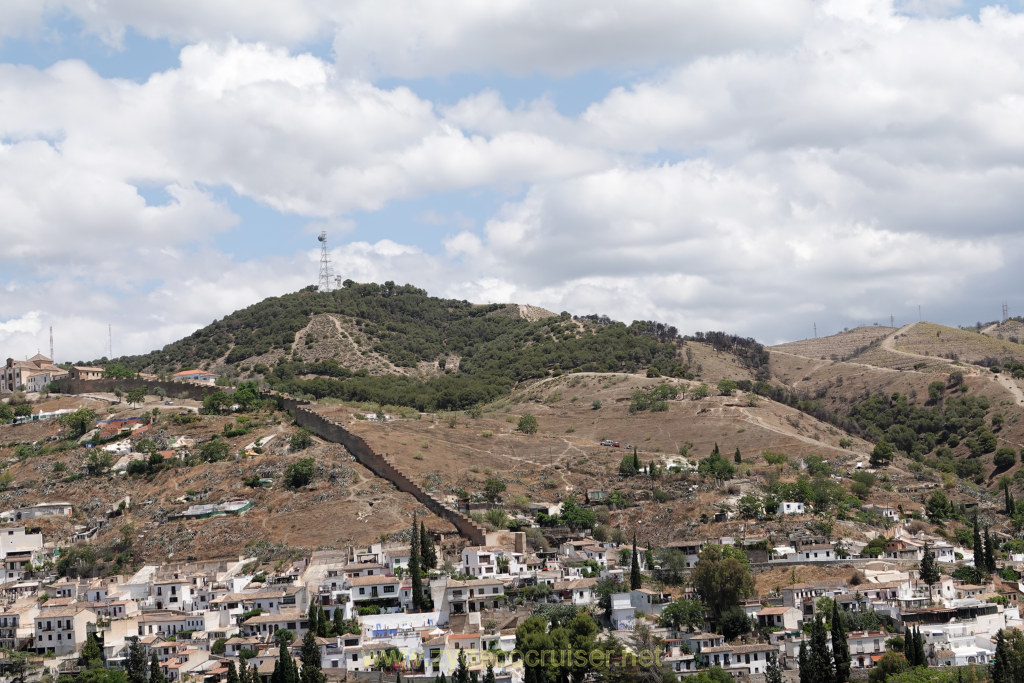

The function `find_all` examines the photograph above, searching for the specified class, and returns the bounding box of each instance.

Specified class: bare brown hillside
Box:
[771,325,893,360]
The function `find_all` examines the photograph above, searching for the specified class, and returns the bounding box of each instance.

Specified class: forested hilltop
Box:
[99,282,762,411]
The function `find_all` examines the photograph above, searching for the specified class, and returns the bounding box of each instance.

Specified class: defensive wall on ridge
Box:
[273,395,488,545]
[54,380,487,544]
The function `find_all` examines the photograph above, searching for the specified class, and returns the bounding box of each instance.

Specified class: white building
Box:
[777,502,805,515]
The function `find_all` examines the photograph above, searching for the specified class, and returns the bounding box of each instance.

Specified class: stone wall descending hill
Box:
[274,395,487,545]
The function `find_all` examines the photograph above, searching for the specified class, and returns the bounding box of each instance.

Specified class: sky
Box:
[2,0,1024,363]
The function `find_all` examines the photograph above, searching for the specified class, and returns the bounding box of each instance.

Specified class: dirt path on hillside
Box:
[771,349,902,374]
[994,372,1024,406]
[737,404,846,451]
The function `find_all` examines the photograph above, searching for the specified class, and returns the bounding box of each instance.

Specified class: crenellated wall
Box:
[274,395,487,545]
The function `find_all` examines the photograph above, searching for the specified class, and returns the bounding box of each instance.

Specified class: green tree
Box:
[454,649,469,683]
[307,601,319,639]
[226,662,240,683]
[831,600,850,682]
[985,526,997,573]
[658,598,704,633]
[290,429,314,451]
[125,637,147,683]
[992,628,1024,683]
[203,390,231,414]
[920,543,940,601]
[299,630,325,683]
[870,440,894,467]
[85,449,113,476]
[484,478,506,502]
[630,532,642,590]
[868,652,908,683]
[764,650,783,683]
[271,639,299,683]
[420,521,437,569]
[104,364,136,379]
[690,383,710,400]
[79,632,104,669]
[150,653,167,683]
[692,545,754,623]
[973,516,986,573]
[995,446,1017,471]
[410,513,424,611]
[925,491,952,522]
[517,413,538,434]
[285,457,316,488]
[809,615,835,683]
[200,438,230,462]
[717,379,738,396]
[559,497,596,530]
[798,641,811,683]
[212,637,228,655]
[1006,483,1016,516]
[482,663,495,683]
[0,404,14,422]
[719,606,751,641]
[58,408,97,438]
[126,387,146,407]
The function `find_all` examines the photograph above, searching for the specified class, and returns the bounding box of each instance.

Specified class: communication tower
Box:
[1003,302,1009,323]
[317,231,333,292]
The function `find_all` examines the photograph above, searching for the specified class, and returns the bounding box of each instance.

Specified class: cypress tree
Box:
[920,543,940,602]
[125,637,147,683]
[300,630,325,683]
[421,521,437,569]
[455,649,469,683]
[734,447,741,464]
[992,630,1014,683]
[482,662,496,683]
[239,658,250,683]
[915,626,926,667]
[985,526,997,573]
[973,516,985,571]
[712,442,720,457]
[150,653,167,683]
[227,661,240,683]
[307,601,318,638]
[1006,484,1014,516]
[764,650,783,683]
[317,604,328,637]
[469,672,479,683]
[632,447,640,472]
[798,640,812,683]
[831,600,850,683]
[410,513,423,611]
[809,615,836,683]
[333,606,345,635]
[251,665,259,683]
[630,531,642,590]
[906,627,917,666]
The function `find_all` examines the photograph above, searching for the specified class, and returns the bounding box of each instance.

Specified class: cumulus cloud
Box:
[3,2,1024,360]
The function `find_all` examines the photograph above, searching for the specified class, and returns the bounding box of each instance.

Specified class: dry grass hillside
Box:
[892,322,1024,364]
[984,319,1024,343]
[771,325,893,360]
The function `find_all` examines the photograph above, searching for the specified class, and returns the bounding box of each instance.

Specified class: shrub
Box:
[285,457,316,488]
[517,413,538,434]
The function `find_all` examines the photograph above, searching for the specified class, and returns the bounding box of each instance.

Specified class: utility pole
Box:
[108,324,113,359]
[890,314,894,329]
[1003,302,1009,323]
[813,322,817,339]
[49,326,54,360]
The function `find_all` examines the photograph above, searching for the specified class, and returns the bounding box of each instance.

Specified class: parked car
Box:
[613,442,621,447]
[600,439,615,446]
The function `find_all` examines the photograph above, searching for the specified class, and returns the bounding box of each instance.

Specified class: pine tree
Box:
[150,653,167,683]
[410,513,424,611]
[973,516,985,572]
[630,531,642,590]
[985,526,997,573]
[300,630,326,683]
[734,447,741,464]
[809,615,836,683]
[227,661,240,683]
[831,600,850,682]
[126,636,148,683]
[317,604,328,636]
[798,640,812,683]
[764,650,783,683]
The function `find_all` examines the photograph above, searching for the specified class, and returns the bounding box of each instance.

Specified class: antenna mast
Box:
[1003,302,1009,323]
[317,231,333,293]
[50,326,54,361]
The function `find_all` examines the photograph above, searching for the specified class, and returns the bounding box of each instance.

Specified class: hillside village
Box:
[4,292,1024,682]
